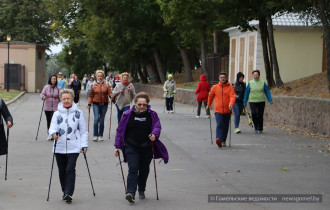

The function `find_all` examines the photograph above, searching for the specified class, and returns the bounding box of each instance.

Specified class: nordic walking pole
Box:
[83,153,96,196]
[208,107,213,145]
[35,101,45,141]
[5,128,9,180]
[117,150,127,194]
[109,102,113,139]
[47,135,57,201]
[229,113,232,147]
[151,141,159,200]
[88,108,90,132]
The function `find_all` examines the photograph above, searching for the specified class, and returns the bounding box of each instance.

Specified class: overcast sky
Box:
[47,43,63,55]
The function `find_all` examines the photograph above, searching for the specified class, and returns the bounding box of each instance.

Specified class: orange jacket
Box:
[208,82,236,114]
[88,82,112,105]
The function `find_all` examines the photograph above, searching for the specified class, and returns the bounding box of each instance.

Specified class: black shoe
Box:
[139,191,146,200]
[63,194,72,203]
[126,193,135,204]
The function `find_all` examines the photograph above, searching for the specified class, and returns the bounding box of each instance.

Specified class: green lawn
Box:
[0,89,24,102]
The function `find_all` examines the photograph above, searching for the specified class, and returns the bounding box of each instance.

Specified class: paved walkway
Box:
[0,91,329,210]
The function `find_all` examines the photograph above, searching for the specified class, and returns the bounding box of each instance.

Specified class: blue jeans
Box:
[215,113,231,142]
[93,103,108,137]
[165,97,174,111]
[116,105,130,123]
[55,153,79,196]
[233,100,243,129]
[125,144,153,195]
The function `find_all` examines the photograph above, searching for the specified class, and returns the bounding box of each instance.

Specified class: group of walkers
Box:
[0,68,272,205]
[34,69,168,204]
[195,70,273,148]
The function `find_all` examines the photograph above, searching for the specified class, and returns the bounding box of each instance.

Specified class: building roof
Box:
[224,12,320,32]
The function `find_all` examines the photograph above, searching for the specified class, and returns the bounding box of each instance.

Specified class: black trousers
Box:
[55,153,79,196]
[197,101,210,116]
[74,92,80,103]
[45,111,54,132]
[125,145,153,195]
[165,97,174,111]
[249,102,265,131]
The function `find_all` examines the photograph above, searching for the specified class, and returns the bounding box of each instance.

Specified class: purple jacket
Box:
[40,85,61,111]
[114,105,169,164]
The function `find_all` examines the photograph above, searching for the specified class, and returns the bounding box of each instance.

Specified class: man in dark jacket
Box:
[0,98,13,156]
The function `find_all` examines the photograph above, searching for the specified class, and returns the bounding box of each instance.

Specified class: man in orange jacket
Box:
[207,72,236,148]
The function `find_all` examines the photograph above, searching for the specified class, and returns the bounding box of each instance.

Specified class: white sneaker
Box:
[196,116,200,118]
[98,136,104,141]
[206,115,210,118]
[170,110,174,113]
[47,136,52,141]
[167,111,170,113]
[93,136,98,141]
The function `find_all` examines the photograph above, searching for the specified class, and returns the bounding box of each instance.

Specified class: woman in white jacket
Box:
[49,89,88,203]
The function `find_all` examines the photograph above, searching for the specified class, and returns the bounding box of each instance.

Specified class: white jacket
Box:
[49,102,88,154]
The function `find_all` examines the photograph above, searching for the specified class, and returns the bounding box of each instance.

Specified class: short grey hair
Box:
[59,89,74,100]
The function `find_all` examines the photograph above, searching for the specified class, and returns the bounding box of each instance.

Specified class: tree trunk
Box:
[179,46,193,82]
[143,65,149,79]
[146,63,158,84]
[152,46,166,83]
[266,15,283,87]
[137,64,148,84]
[213,32,218,53]
[317,0,330,92]
[200,31,209,80]
[259,17,275,87]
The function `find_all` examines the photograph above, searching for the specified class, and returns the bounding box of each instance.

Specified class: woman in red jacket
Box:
[195,74,210,118]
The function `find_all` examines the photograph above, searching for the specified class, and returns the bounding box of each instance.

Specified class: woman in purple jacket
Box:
[40,74,61,140]
[114,92,168,204]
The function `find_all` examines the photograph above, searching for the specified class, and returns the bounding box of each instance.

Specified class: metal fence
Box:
[3,64,25,90]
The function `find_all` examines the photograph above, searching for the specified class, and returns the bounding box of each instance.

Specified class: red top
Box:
[195,75,210,102]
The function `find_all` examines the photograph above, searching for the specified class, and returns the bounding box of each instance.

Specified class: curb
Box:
[6,91,26,105]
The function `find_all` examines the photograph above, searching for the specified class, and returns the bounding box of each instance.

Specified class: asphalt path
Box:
[0,91,329,210]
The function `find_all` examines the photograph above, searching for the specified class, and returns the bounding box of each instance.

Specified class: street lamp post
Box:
[6,35,11,92]
[68,50,72,76]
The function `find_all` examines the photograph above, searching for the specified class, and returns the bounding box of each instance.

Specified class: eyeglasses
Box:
[137,103,148,107]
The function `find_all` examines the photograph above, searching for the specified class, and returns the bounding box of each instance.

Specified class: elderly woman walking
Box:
[112,72,135,123]
[41,74,61,140]
[114,92,168,204]
[243,70,273,134]
[163,74,176,113]
[48,89,88,203]
[88,70,112,141]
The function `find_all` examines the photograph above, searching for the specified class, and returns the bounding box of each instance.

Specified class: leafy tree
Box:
[0,0,57,48]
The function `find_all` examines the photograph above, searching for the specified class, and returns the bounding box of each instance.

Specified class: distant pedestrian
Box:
[88,70,112,141]
[40,74,61,140]
[243,70,273,134]
[207,73,235,148]
[49,89,88,203]
[82,74,87,90]
[233,72,246,134]
[71,75,81,105]
[86,77,94,99]
[0,98,13,156]
[195,74,210,118]
[57,72,66,90]
[112,72,135,123]
[114,92,168,204]
[163,74,176,113]
[113,75,121,89]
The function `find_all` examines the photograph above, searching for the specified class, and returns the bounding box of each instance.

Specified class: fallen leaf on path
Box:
[11,195,16,198]
[280,167,288,171]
